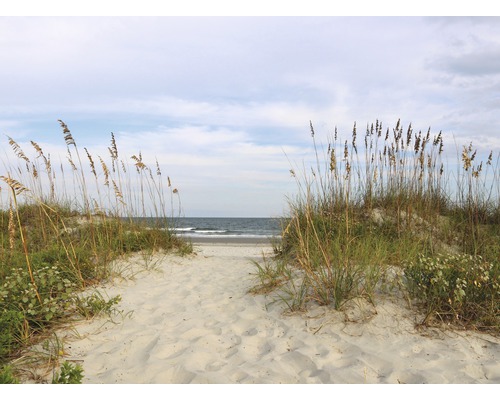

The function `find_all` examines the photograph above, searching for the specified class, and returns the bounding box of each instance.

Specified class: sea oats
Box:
[98,156,110,186]
[462,145,472,171]
[109,132,118,160]
[132,153,146,171]
[112,179,125,205]
[30,140,43,157]
[67,150,77,171]
[8,201,15,250]
[0,175,29,196]
[309,120,315,137]
[330,148,337,173]
[352,122,357,154]
[58,119,75,146]
[406,124,413,148]
[8,137,30,163]
[85,148,97,178]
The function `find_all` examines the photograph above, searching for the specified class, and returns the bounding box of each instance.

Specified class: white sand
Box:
[31,243,500,384]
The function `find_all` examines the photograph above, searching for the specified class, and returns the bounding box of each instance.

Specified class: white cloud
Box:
[2,16,500,215]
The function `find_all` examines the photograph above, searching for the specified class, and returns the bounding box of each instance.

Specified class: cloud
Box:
[439,50,500,77]
[2,16,500,215]
[100,125,311,216]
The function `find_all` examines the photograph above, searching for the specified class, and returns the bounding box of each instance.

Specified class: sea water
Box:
[170,217,283,240]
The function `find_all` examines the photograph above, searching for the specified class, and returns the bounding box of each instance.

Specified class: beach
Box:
[24,240,500,384]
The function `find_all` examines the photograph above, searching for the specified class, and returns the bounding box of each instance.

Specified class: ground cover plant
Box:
[0,121,191,382]
[253,119,499,334]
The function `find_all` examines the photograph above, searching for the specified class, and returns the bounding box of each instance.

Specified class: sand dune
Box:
[32,243,500,384]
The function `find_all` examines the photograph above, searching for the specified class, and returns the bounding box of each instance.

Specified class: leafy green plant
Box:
[52,361,84,384]
[0,264,76,325]
[403,254,499,330]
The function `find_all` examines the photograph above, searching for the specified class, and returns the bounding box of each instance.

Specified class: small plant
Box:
[0,264,76,325]
[0,311,25,361]
[403,253,499,330]
[250,254,289,295]
[51,361,84,384]
[0,364,19,384]
[75,292,122,319]
[275,272,310,312]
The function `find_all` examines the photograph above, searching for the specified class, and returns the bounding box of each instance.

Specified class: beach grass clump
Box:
[0,121,190,380]
[255,119,499,332]
[0,364,19,384]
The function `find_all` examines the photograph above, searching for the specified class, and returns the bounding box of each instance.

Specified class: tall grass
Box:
[254,119,499,332]
[0,121,191,374]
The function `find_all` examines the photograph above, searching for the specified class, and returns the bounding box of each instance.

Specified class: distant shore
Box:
[184,235,279,246]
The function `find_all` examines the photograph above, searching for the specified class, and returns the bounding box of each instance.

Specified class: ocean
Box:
[170,217,283,240]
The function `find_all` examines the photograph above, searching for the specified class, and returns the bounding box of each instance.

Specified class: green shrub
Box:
[403,254,500,330]
[52,361,84,384]
[0,264,76,326]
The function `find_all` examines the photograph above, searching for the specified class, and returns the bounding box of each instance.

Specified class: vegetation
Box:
[0,121,191,382]
[2,118,498,382]
[51,361,84,384]
[252,119,499,334]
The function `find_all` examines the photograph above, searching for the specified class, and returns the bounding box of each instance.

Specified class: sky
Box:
[1,5,500,217]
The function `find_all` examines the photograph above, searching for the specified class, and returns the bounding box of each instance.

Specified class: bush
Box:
[403,254,500,330]
[0,264,76,326]
[52,361,84,384]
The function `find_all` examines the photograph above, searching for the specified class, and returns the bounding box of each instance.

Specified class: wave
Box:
[170,217,282,239]
[173,227,230,235]
[177,232,280,239]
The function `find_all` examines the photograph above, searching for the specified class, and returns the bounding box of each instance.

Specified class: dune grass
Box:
[0,121,191,381]
[253,120,499,334]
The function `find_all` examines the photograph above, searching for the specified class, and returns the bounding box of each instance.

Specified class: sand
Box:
[22,242,500,385]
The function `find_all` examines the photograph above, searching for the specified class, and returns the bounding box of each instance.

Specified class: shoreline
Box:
[181,235,279,246]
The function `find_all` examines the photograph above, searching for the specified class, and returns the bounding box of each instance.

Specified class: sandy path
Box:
[42,243,499,384]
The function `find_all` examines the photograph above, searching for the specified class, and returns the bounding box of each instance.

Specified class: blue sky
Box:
[1,8,500,217]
